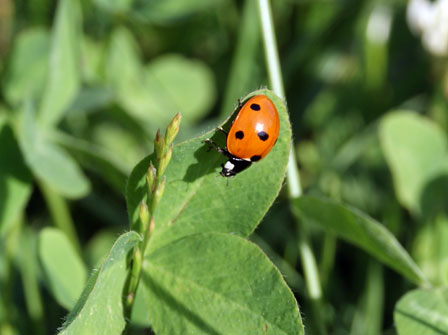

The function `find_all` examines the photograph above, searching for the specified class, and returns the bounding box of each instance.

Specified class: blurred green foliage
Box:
[0,0,448,334]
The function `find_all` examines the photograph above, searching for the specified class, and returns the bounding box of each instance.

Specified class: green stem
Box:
[257,0,285,98]
[298,230,321,300]
[123,245,143,321]
[319,233,337,288]
[220,0,261,117]
[20,224,46,335]
[38,180,82,255]
[2,215,23,335]
[257,0,325,333]
[124,174,159,324]
[257,0,302,197]
[350,261,384,335]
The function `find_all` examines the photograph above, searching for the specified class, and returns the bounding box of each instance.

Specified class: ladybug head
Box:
[220,157,252,177]
[220,161,237,177]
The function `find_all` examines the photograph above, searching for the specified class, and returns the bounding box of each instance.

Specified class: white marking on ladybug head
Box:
[224,161,235,171]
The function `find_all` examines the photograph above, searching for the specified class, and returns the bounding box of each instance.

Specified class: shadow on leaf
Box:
[420,174,448,220]
[0,125,32,227]
[141,270,222,335]
[182,133,225,183]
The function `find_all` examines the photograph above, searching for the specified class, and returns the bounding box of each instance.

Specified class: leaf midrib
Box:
[168,174,208,226]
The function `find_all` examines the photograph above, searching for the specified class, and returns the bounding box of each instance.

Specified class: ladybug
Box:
[205,94,280,177]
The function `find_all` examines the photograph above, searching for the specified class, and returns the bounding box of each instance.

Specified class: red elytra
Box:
[205,94,280,177]
[227,95,280,161]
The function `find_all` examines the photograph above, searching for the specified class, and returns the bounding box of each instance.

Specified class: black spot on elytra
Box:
[257,131,269,141]
[250,103,261,111]
[251,155,261,162]
[235,131,244,139]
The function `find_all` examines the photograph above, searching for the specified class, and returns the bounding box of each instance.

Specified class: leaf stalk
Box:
[257,1,326,333]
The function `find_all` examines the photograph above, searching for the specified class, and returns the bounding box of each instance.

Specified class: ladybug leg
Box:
[203,139,232,158]
[216,127,227,135]
[237,98,242,109]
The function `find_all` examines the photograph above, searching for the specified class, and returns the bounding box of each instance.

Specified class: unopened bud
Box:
[138,201,149,233]
[154,129,165,160]
[146,162,157,195]
[149,217,155,237]
[151,176,166,213]
[157,145,172,178]
[165,113,182,146]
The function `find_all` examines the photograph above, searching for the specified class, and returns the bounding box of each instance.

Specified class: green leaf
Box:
[106,28,215,126]
[137,233,304,335]
[105,27,142,103]
[39,0,82,127]
[0,121,32,235]
[18,101,90,198]
[395,288,448,335]
[126,89,290,252]
[132,0,224,24]
[66,86,114,113]
[58,231,140,335]
[379,111,448,215]
[85,230,120,268]
[413,216,448,286]
[2,28,50,105]
[93,0,133,15]
[292,196,427,285]
[250,234,305,293]
[80,37,107,85]
[52,130,129,193]
[144,54,216,125]
[17,226,45,335]
[38,228,87,310]
[106,27,169,125]
[90,122,146,172]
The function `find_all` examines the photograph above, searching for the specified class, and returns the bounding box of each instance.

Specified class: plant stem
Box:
[257,1,326,333]
[319,233,337,288]
[257,0,302,197]
[124,200,156,321]
[123,244,143,321]
[350,261,384,335]
[38,180,82,255]
[2,216,23,335]
[220,0,260,117]
[257,0,284,98]
[123,112,180,325]
[298,230,321,300]
[20,224,46,335]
